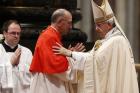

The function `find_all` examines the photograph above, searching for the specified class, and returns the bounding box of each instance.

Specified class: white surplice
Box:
[72,27,139,93]
[29,56,85,93]
[0,44,32,93]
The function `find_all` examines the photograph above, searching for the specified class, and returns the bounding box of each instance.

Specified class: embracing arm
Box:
[52,42,89,62]
[52,42,90,80]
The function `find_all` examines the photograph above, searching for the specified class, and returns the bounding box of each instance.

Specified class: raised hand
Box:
[68,43,86,52]
[52,42,72,57]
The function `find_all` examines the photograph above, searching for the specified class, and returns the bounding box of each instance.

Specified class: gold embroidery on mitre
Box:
[95,13,114,23]
[91,0,114,23]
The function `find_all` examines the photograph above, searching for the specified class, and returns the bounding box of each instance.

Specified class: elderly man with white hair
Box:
[52,0,139,93]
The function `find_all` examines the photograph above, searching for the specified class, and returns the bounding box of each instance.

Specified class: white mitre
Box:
[91,0,128,40]
[91,0,114,23]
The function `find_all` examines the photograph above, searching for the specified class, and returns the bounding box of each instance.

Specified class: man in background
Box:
[0,20,33,93]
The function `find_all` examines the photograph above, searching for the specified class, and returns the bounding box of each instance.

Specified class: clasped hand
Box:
[11,48,21,66]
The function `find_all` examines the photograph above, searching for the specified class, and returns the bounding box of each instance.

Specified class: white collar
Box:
[4,40,17,49]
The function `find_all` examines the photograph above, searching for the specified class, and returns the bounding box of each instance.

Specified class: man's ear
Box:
[57,18,61,24]
[56,16,64,24]
[56,17,63,27]
[3,31,6,34]
[3,31,7,38]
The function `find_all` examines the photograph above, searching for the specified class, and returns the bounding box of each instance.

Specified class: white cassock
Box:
[0,44,32,93]
[71,27,139,93]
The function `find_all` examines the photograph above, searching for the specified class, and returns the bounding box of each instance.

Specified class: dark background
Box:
[0,0,94,52]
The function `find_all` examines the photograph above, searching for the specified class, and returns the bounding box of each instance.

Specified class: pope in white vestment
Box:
[53,26,139,93]
[71,26,139,93]
[52,0,139,93]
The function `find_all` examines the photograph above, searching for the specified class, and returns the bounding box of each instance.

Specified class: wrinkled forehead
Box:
[96,21,106,25]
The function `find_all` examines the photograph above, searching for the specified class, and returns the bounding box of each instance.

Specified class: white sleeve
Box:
[72,51,89,62]
[71,51,89,71]
[0,55,13,88]
[54,58,78,83]
[54,52,90,83]
[17,48,32,86]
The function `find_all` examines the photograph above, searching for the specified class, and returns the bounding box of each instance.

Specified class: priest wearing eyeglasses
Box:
[0,20,32,93]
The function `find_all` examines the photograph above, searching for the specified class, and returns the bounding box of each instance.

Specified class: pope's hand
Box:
[52,42,72,57]
[68,43,86,52]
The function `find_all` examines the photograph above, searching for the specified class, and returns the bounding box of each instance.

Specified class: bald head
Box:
[51,9,72,35]
[51,9,72,24]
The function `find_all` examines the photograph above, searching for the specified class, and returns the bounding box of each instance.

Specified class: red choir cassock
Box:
[30,26,68,74]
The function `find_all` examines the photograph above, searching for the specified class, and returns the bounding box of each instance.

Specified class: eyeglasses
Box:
[7,32,21,36]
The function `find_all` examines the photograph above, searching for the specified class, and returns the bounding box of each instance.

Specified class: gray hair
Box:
[51,9,69,23]
[105,17,115,27]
